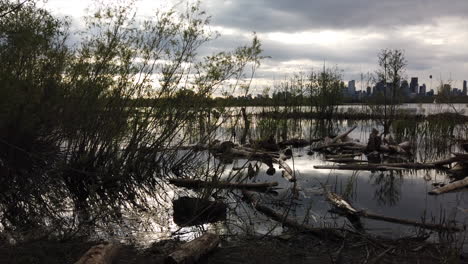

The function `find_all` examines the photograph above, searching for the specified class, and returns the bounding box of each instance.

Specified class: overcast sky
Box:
[43,0,468,92]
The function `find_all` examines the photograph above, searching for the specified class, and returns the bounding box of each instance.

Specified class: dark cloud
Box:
[202,0,468,32]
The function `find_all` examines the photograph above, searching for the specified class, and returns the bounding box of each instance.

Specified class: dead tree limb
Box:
[242,190,341,239]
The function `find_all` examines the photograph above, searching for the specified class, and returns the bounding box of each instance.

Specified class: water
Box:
[154,116,468,248]
[3,106,468,249]
[242,103,468,116]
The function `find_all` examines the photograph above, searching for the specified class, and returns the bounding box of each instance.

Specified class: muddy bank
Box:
[2,233,466,264]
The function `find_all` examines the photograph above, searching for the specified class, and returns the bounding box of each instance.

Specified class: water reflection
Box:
[370,171,403,206]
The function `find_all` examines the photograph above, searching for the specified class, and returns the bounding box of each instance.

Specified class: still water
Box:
[114,116,468,249]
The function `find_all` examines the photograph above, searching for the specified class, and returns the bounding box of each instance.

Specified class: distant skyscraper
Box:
[401,80,410,96]
[419,84,426,95]
[410,77,418,94]
[366,86,371,95]
[348,80,356,95]
[463,80,467,95]
[442,84,451,96]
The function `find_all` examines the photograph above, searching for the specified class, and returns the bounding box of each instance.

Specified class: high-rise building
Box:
[410,77,419,94]
[401,80,410,96]
[442,84,451,96]
[463,80,467,96]
[348,80,356,95]
[366,86,371,95]
[419,84,426,95]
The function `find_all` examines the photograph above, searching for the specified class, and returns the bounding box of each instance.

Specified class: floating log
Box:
[325,158,367,164]
[242,190,341,239]
[353,211,461,232]
[314,164,410,171]
[325,192,363,230]
[325,153,361,159]
[429,177,468,195]
[173,197,227,227]
[314,159,456,171]
[169,179,278,191]
[74,243,120,264]
[313,142,357,151]
[328,200,462,232]
[326,192,357,214]
[166,233,220,264]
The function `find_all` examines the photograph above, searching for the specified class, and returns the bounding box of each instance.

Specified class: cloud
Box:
[201,0,468,32]
[42,0,468,90]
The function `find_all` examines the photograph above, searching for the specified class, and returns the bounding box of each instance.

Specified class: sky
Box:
[42,0,468,93]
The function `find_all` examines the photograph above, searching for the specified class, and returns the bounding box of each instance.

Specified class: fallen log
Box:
[330,126,357,144]
[169,179,278,191]
[273,158,296,182]
[74,243,120,264]
[325,153,362,159]
[452,153,468,164]
[166,233,220,264]
[326,192,358,214]
[429,177,468,195]
[326,192,363,230]
[352,210,462,232]
[327,193,463,232]
[325,158,367,164]
[314,160,455,171]
[242,190,341,239]
[314,164,411,171]
[313,142,356,151]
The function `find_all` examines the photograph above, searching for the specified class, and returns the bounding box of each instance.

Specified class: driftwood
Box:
[326,192,357,214]
[329,209,462,232]
[242,190,341,239]
[74,243,120,264]
[325,153,361,159]
[273,158,296,182]
[166,233,220,264]
[325,158,367,164]
[169,179,278,191]
[314,157,458,171]
[429,177,468,195]
[330,126,357,144]
[326,192,462,232]
[313,142,357,151]
[315,164,415,171]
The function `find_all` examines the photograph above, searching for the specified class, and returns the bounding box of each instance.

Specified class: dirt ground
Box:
[1,232,467,264]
